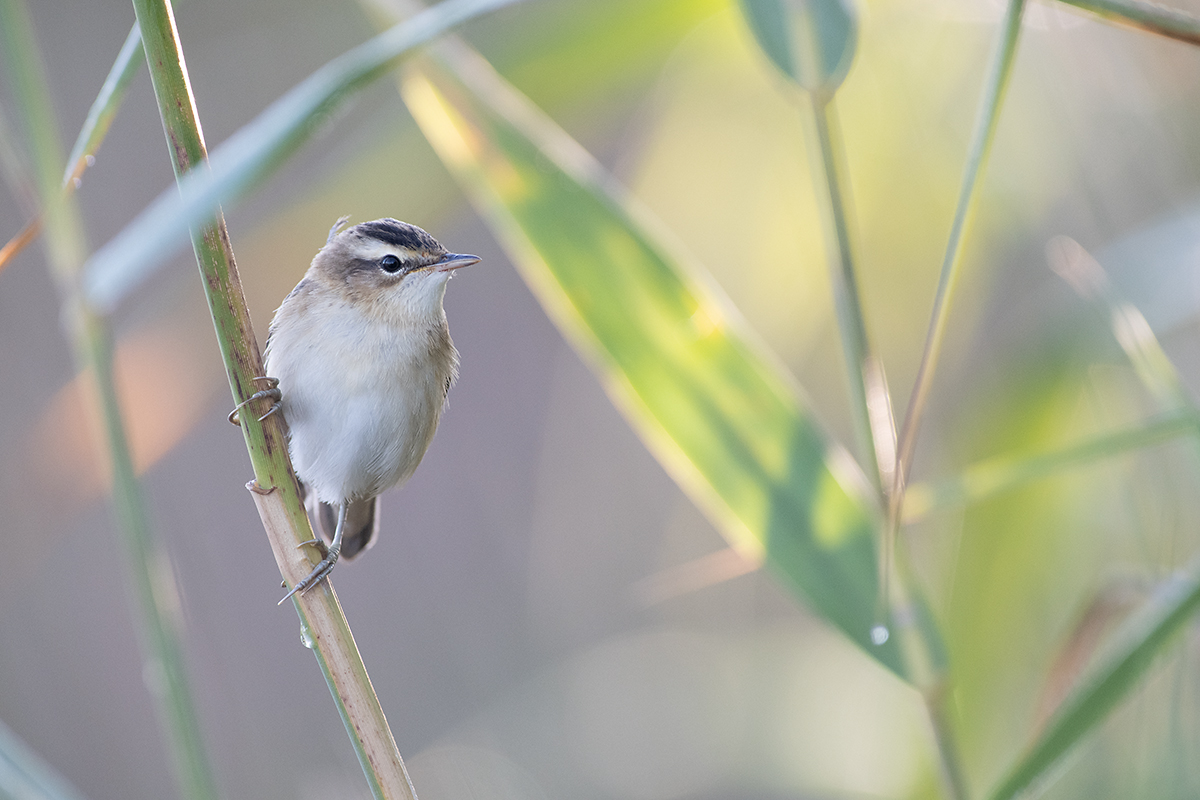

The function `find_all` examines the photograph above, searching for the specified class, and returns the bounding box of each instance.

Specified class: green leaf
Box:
[738,0,857,97]
[987,561,1200,800]
[401,50,906,675]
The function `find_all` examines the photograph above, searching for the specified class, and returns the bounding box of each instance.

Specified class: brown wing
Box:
[337,497,379,560]
[300,482,380,561]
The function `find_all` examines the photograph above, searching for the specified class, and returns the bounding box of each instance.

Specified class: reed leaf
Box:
[401,46,910,674]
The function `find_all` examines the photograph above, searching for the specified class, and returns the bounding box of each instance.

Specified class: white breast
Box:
[266,295,455,506]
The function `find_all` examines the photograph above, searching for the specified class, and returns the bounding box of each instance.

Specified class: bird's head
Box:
[311,216,479,323]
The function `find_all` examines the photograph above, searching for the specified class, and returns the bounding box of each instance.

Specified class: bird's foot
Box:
[278,503,347,605]
[278,544,341,605]
[228,377,281,426]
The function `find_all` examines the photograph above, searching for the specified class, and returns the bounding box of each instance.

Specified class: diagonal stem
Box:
[807,93,890,498]
[886,0,1027,576]
[129,0,418,796]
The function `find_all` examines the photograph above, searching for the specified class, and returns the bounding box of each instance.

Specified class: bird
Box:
[232,217,479,603]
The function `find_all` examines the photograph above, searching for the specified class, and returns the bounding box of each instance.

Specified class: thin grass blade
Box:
[63,22,144,187]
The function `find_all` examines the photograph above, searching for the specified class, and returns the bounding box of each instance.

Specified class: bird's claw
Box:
[278,545,341,605]
[229,377,281,426]
[295,537,329,558]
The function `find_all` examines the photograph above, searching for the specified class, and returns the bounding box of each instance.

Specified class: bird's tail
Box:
[300,482,380,561]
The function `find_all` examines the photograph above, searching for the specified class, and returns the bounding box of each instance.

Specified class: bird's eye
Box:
[380,254,402,273]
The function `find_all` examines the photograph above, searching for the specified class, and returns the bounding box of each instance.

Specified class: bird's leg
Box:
[278,502,346,604]
[228,377,281,426]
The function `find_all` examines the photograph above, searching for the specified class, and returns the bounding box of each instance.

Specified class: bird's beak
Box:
[434,253,481,273]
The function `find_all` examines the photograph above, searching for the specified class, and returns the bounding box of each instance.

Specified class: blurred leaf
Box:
[81,0,522,314]
[401,47,908,675]
[0,718,90,800]
[987,560,1200,800]
[738,0,856,97]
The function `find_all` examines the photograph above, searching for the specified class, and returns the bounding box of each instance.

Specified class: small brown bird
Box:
[239,217,478,601]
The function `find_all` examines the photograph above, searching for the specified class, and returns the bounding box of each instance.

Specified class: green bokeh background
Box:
[2,1,1200,798]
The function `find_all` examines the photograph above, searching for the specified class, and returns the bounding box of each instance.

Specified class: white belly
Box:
[266,303,452,505]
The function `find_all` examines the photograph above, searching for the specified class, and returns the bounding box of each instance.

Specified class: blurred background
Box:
[3,0,1200,798]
